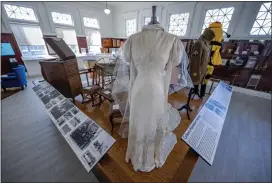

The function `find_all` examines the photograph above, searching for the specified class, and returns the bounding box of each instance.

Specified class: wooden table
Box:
[75,89,206,182]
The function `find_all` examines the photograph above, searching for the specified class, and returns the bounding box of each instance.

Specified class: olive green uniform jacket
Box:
[189,28,215,85]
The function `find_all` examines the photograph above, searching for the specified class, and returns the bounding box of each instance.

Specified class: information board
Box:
[182,81,233,165]
[32,81,116,172]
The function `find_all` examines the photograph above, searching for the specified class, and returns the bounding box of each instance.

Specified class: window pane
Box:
[11,24,47,56]
[202,7,235,33]
[144,17,159,25]
[86,29,101,46]
[55,28,79,54]
[51,12,73,25]
[4,4,37,21]
[83,17,99,28]
[168,13,190,36]
[126,19,136,37]
[250,2,272,35]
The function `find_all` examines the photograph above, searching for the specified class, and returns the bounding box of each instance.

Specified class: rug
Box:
[1,87,22,100]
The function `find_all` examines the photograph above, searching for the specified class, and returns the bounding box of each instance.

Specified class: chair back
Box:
[92,64,104,88]
[13,65,27,85]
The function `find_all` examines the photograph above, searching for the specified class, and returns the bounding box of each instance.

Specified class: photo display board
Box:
[32,81,116,172]
[182,81,233,165]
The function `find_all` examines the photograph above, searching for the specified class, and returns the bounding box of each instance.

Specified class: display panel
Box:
[1,43,15,56]
[32,81,116,172]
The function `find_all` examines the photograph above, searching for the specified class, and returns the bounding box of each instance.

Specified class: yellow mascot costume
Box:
[200,22,223,98]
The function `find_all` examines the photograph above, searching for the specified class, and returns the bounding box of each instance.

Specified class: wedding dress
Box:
[112,24,191,172]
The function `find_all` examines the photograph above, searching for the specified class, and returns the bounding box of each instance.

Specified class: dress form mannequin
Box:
[189,28,215,98]
[148,6,160,25]
[112,6,190,172]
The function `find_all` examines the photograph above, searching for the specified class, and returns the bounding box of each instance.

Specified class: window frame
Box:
[168,12,190,36]
[196,2,243,37]
[10,23,48,57]
[201,7,235,34]
[249,2,271,36]
[51,11,74,27]
[125,18,137,37]
[3,3,39,24]
[85,28,102,53]
[83,17,100,29]
[54,26,79,54]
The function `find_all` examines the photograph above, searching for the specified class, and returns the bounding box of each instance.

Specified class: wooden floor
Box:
[1,77,271,182]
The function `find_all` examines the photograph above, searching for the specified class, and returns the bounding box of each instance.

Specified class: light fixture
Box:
[104,2,110,14]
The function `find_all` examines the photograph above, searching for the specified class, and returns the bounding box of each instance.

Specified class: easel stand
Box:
[178,88,194,120]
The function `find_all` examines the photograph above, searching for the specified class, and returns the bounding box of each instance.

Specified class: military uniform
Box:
[199,22,223,98]
[189,28,215,85]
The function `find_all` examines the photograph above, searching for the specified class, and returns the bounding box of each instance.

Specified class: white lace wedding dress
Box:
[121,24,184,172]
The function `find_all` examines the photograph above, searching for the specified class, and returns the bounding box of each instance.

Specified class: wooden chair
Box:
[80,65,105,106]
[95,57,117,88]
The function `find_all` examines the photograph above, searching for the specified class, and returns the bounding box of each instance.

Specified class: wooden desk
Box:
[75,89,206,182]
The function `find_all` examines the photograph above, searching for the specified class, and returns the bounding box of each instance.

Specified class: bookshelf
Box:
[101,37,127,53]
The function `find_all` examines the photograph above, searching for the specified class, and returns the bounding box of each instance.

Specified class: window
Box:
[55,28,79,54]
[10,24,47,56]
[4,4,37,22]
[125,19,136,37]
[202,7,235,32]
[51,12,73,25]
[144,17,160,25]
[83,17,99,28]
[83,17,101,53]
[250,2,271,35]
[168,13,189,36]
[86,29,101,53]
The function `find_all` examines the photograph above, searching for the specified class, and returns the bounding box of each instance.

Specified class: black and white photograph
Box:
[50,99,74,120]
[82,150,97,169]
[32,84,44,92]
[64,111,73,121]
[45,102,53,109]
[69,117,81,128]
[91,131,115,156]
[61,124,71,135]
[40,86,54,95]
[36,90,43,96]
[51,98,57,105]
[57,95,65,102]
[57,116,66,126]
[74,112,88,124]
[38,92,45,99]
[92,140,108,155]
[41,90,61,105]
[71,107,79,115]
[70,119,101,150]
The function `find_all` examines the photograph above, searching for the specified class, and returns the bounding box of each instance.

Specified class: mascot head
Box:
[209,21,223,43]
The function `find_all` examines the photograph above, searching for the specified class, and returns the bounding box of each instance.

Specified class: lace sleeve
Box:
[171,38,183,67]
[123,37,137,104]
[164,38,183,99]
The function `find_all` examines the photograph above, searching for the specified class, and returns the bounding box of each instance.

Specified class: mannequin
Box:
[200,22,223,98]
[189,28,215,98]
[111,6,190,172]
[148,6,160,25]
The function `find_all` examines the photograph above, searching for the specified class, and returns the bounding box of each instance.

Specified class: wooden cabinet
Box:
[40,59,82,100]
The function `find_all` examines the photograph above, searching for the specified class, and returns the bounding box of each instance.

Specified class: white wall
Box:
[1,1,114,37]
[112,1,270,40]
